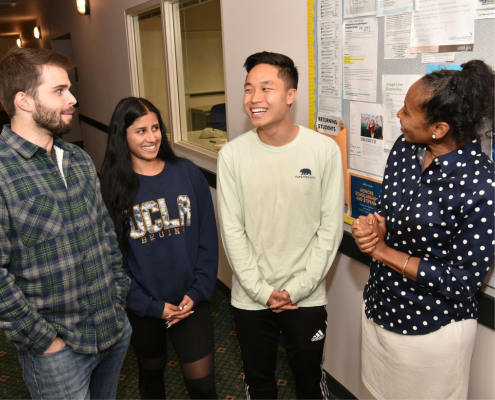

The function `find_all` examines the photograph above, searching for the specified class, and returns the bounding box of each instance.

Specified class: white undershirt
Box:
[53,145,67,188]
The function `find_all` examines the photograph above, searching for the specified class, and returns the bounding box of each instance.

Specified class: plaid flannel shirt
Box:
[0,125,130,354]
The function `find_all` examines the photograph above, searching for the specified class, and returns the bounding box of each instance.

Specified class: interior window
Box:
[172,0,227,153]
[130,6,171,142]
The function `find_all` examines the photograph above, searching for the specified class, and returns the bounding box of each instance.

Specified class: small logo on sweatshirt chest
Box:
[295,167,316,179]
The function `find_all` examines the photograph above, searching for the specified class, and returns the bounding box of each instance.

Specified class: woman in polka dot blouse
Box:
[352,60,495,400]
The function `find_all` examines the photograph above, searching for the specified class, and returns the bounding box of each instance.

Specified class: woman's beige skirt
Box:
[361,305,477,400]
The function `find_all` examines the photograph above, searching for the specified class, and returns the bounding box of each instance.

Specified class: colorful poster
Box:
[349,172,382,218]
[425,64,462,73]
[349,101,385,177]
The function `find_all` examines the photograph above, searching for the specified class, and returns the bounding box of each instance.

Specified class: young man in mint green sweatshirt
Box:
[218,51,344,399]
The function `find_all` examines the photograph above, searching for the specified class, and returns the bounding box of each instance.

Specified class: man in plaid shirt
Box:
[0,48,131,399]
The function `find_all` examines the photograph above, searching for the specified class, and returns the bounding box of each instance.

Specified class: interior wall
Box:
[324,253,374,399]
[0,37,18,58]
[221,0,309,142]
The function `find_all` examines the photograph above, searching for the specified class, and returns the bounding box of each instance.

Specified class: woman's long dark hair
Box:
[420,60,494,143]
[101,97,179,252]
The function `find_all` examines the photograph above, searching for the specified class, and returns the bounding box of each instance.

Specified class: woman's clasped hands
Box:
[351,212,387,258]
[162,295,195,328]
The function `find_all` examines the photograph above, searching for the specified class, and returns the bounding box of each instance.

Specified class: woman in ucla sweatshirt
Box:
[101,97,218,399]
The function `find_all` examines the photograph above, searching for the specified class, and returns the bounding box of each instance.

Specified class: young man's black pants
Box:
[233,305,329,399]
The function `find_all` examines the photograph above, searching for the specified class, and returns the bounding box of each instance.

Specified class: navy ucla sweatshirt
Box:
[124,158,218,319]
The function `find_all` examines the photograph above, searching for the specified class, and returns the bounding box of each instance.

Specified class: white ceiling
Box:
[0,0,59,35]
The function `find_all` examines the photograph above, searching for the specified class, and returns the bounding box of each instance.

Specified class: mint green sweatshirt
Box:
[218,126,344,310]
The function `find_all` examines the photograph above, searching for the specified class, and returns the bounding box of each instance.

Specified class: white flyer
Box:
[344,0,376,18]
[384,12,416,59]
[343,17,378,102]
[410,0,475,52]
[376,0,414,16]
[320,0,342,17]
[349,101,385,177]
[381,75,422,150]
[318,0,343,116]
[421,53,455,63]
[476,0,495,19]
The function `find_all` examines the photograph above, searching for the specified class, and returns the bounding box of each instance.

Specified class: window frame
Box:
[125,0,226,172]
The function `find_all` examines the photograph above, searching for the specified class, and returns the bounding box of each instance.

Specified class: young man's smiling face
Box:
[243,63,296,131]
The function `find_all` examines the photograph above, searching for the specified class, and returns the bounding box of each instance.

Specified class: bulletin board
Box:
[307,0,495,287]
[308,2,495,133]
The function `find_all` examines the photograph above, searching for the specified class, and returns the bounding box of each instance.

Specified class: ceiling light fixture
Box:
[34,26,41,39]
[76,0,89,15]
[16,38,22,47]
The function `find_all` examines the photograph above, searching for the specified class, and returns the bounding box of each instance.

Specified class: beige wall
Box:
[36,1,494,398]
[221,0,309,144]
[323,253,374,399]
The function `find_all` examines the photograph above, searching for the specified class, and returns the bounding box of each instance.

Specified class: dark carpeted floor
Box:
[0,286,299,399]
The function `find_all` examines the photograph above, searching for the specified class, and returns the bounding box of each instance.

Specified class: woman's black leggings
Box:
[126,302,217,399]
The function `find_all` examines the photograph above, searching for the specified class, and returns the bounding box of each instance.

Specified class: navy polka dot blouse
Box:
[364,136,495,335]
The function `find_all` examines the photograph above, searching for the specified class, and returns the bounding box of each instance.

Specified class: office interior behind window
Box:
[174,0,227,153]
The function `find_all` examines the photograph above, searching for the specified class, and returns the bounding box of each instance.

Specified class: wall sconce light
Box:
[34,26,42,39]
[76,0,89,15]
[16,38,22,47]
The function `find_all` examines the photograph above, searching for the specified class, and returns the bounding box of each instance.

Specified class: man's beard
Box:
[33,101,74,136]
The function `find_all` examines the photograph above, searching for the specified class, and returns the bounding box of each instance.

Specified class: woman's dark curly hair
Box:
[419,60,494,143]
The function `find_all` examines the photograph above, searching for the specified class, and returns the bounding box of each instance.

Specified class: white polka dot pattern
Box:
[364,136,495,335]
